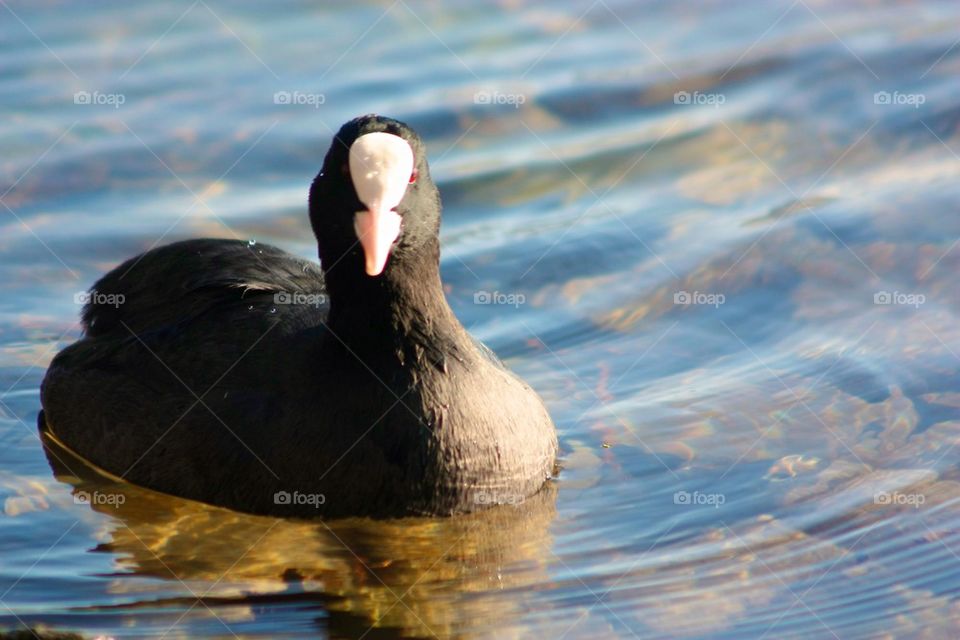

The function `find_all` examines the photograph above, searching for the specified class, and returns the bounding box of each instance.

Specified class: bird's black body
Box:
[40,115,558,518]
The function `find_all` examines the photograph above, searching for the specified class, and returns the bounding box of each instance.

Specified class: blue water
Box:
[2,0,960,638]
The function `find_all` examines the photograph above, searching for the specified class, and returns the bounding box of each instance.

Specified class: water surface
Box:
[2,0,960,638]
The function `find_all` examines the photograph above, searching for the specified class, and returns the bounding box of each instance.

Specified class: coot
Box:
[40,115,558,518]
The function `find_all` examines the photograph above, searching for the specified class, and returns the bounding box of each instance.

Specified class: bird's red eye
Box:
[409,169,418,184]
[341,162,350,177]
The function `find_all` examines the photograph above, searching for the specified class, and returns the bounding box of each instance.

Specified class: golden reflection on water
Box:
[41,435,558,639]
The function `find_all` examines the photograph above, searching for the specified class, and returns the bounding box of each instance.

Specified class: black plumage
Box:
[39,115,558,518]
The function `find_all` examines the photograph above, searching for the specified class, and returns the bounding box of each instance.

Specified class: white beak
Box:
[349,132,415,276]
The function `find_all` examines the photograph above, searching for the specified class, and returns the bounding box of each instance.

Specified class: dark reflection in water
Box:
[42,434,558,639]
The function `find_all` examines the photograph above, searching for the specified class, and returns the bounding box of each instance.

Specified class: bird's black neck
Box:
[319,239,463,362]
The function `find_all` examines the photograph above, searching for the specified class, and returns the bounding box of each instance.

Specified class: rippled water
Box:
[2,0,960,638]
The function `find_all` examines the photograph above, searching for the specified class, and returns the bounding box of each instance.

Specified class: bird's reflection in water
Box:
[42,434,558,639]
